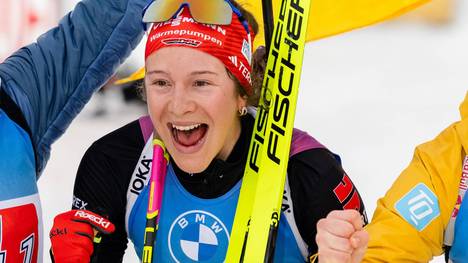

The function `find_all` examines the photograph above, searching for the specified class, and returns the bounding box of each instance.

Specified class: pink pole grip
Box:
[147,139,168,215]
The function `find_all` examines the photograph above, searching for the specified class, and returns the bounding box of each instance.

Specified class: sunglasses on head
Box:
[142,0,250,33]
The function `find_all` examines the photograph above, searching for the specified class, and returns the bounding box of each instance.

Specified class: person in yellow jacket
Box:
[316,92,468,263]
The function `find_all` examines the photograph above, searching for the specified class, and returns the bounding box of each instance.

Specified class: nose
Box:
[168,84,196,116]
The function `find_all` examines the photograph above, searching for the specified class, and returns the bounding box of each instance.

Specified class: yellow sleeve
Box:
[363,123,463,262]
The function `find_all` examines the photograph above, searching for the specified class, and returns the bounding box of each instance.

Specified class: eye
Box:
[152,79,170,87]
[193,80,210,87]
[149,79,173,91]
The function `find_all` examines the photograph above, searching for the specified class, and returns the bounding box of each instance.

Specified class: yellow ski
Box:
[226,0,311,261]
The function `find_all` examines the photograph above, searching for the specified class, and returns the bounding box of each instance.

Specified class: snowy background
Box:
[2,0,467,262]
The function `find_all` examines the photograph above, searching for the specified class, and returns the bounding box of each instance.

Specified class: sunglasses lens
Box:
[142,0,185,23]
[143,0,241,28]
[188,0,232,25]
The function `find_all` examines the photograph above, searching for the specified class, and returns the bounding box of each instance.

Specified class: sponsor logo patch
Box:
[162,38,201,47]
[228,55,238,67]
[129,156,152,196]
[74,210,112,230]
[241,38,251,65]
[395,183,440,231]
[168,210,229,262]
[72,196,88,209]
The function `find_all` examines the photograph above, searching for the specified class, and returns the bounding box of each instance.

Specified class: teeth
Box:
[172,123,201,131]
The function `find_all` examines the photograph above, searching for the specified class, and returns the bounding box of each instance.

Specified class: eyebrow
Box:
[190,71,218,76]
[146,70,218,76]
[146,70,168,76]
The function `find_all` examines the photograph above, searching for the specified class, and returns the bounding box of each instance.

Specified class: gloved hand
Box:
[49,210,115,263]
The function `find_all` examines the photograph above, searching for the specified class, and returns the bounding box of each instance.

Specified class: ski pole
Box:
[262,0,274,54]
[142,139,169,263]
[260,1,277,260]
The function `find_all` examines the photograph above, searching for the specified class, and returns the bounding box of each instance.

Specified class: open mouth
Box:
[169,123,208,147]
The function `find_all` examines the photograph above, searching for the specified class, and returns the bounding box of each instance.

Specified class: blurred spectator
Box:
[0,0,60,61]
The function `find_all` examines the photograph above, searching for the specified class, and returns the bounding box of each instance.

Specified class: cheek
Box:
[209,95,239,128]
[146,92,166,126]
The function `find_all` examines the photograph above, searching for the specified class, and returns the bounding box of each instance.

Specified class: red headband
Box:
[145,7,255,95]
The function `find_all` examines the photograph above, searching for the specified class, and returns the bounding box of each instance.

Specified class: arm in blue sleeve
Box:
[0,0,148,176]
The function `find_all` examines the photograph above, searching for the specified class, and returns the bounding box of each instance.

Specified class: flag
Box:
[240,0,430,48]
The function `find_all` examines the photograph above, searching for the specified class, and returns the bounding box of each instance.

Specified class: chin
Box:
[172,156,210,174]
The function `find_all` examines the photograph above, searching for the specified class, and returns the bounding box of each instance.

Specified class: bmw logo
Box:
[168,210,230,262]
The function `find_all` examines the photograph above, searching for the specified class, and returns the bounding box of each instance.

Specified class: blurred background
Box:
[1,0,466,262]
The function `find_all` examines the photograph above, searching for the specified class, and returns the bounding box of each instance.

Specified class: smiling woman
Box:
[48,0,367,262]
[145,47,245,172]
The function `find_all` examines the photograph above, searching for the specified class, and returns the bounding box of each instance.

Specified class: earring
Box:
[239,106,248,116]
